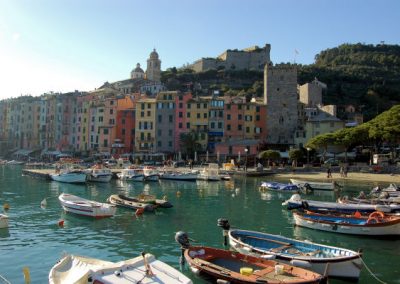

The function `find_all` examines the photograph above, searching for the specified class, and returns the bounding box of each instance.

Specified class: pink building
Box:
[174,92,192,153]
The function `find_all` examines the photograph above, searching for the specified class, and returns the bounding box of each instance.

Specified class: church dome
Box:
[133,63,144,73]
[149,49,159,59]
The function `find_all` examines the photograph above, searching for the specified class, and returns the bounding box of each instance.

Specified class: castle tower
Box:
[146,49,161,82]
[264,64,298,145]
[131,63,145,79]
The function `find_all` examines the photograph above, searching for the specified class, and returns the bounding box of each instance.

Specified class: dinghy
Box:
[175,232,325,284]
[59,193,116,218]
[107,194,156,212]
[283,194,400,214]
[260,181,301,192]
[290,179,339,191]
[226,227,362,280]
[293,210,400,236]
[49,253,193,284]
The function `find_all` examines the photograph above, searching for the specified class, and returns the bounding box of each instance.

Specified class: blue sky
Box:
[0,0,399,100]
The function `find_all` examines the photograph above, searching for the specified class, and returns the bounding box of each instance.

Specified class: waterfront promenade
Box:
[22,165,400,184]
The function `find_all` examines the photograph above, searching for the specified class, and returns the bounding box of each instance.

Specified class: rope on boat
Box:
[0,274,11,284]
[360,257,387,284]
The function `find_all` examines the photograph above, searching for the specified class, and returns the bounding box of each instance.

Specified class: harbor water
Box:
[0,165,399,283]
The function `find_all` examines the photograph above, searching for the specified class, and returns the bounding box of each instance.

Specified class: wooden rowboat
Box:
[107,194,156,212]
[184,245,325,283]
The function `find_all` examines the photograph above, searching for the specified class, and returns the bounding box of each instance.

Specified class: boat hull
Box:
[293,212,400,236]
[49,253,193,284]
[87,174,112,183]
[159,172,198,181]
[185,246,324,284]
[290,179,336,191]
[228,229,362,280]
[0,214,9,229]
[51,172,87,184]
[59,193,116,218]
[108,194,155,212]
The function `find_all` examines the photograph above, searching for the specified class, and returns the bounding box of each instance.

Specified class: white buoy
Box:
[40,199,47,207]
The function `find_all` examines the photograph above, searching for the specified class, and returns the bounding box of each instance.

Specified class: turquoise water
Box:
[0,165,399,283]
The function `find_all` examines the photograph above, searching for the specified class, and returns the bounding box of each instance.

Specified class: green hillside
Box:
[161,43,400,121]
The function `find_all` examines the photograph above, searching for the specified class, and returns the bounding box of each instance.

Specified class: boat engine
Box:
[175,231,191,248]
[217,218,230,230]
[217,218,230,246]
[175,231,190,265]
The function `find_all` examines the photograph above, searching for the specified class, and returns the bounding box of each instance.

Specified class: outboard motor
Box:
[175,231,190,265]
[217,218,230,246]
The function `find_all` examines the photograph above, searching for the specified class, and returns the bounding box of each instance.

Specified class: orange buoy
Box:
[176,191,181,197]
[135,208,145,215]
[3,203,10,210]
[58,220,64,227]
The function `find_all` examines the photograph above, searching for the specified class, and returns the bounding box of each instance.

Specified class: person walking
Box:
[340,166,344,177]
[327,167,332,178]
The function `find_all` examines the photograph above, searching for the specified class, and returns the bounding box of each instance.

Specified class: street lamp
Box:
[244,148,248,172]
[306,147,311,165]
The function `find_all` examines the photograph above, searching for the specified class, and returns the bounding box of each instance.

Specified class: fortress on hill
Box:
[188,44,271,72]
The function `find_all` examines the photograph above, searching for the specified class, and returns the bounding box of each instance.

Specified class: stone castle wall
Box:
[189,44,271,72]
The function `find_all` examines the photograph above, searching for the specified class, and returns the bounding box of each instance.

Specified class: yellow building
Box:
[135,98,156,152]
[187,97,209,150]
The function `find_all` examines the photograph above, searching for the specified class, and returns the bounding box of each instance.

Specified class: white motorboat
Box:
[226,227,362,280]
[86,168,113,183]
[143,166,160,181]
[50,168,87,184]
[197,163,221,181]
[290,178,339,191]
[117,168,145,181]
[49,253,193,284]
[159,170,198,181]
[0,214,9,229]
[58,193,116,218]
[6,160,24,165]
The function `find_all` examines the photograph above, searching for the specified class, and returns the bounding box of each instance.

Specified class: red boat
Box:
[184,245,326,284]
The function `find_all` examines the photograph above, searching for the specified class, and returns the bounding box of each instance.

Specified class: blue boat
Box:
[260,181,300,192]
[227,228,362,281]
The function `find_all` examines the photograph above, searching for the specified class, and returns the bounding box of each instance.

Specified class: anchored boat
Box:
[49,252,193,284]
[293,210,400,236]
[107,194,156,212]
[59,193,116,218]
[175,231,325,284]
[225,227,362,280]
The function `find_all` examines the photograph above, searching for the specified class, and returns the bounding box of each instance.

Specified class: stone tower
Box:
[264,64,298,145]
[146,49,161,82]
